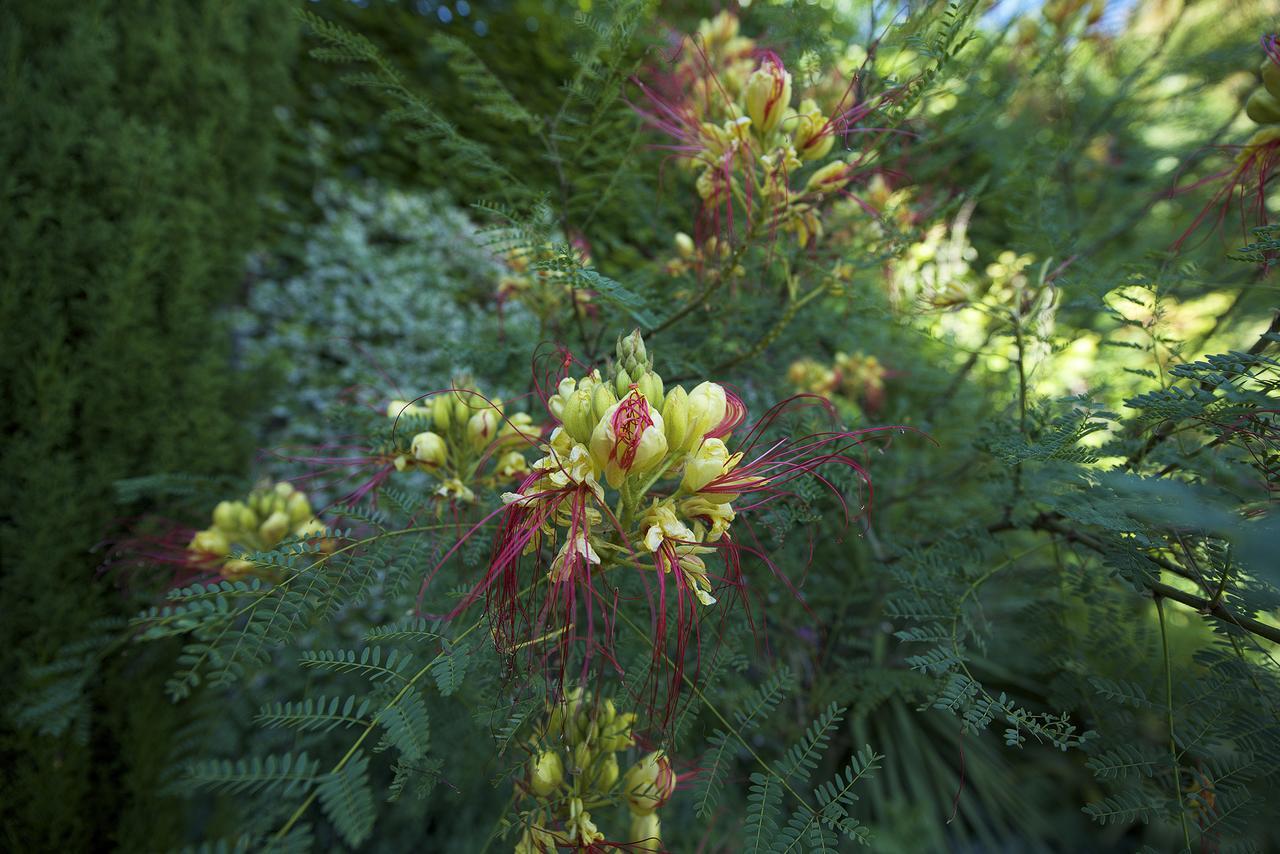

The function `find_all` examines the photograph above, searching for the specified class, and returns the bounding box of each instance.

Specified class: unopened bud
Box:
[529,750,564,797]
[259,510,290,546]
[592,384,619,422]
[1263,58,1280,99]
[212,501,238,532]
[661,385,690,453]
[636,371,665,411]
[1247,89,1280,125]
[623,751,676,816]
[674,232,695,259]
[411,431,448,467]
[629,812,662,852]
[593,753,619,791]
[686,381,728,443]
[745,55,792,136]
[189,528,230,556]
[682,437,734,493]
[561,388,597,443]
[286,491,312,525]
[805,160,850,194]
[614,368,633,397]
[467,410,499,446]
[431,395,453,429]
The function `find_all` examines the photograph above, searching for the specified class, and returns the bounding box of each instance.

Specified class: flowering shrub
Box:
[17,4,1280,853]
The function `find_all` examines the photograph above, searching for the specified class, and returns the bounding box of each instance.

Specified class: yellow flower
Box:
[681,437,741,494]
[567,798,604,847]
[435,478,475,503]
[497,450,530,479]
[680,495,736,542]
[549,533,601,582]
[791,98,834,161]
[642,503,695,552]
[675,545,718,606]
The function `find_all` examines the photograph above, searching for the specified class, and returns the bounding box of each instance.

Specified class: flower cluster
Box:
[1174,35,1280,251]
[640,13,879,248]
[387,383,539,503]
[186,482,328,581]
[515,688,673,852]
[500,330,750,615]
[789,350,889,416]
[440,330,879,722]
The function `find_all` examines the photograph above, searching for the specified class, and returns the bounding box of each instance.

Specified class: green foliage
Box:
[0,0,296,847]
[10,0,1280,851]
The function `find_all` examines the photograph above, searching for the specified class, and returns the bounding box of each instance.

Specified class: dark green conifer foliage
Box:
[0,2,296,847]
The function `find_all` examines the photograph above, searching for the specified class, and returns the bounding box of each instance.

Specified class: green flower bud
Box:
[614,367,634,397]
[661,385,690,453]
[468,410,499,447]
[273,482,295,500]
[561,388,597,444]
[431,395,453,429]
[259,510,290,546]
[593,753,619,792]
[212,500,238,532]
[636,371,665,411]
[572,742,593,776]
[1263,58,1280,99]
[529,750,564,797]
[617,329,651,377]
[286,491,312,525]
[623,751,676,816]
[674,232,695,259]
[805,160,851,194]
[411,431,448,467]
[745,56,792,136]
[629,812,662,852]
[1247,88,1280,125]
[189,528,230,557]
[599,711,635,752]
[592,383,618,422]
